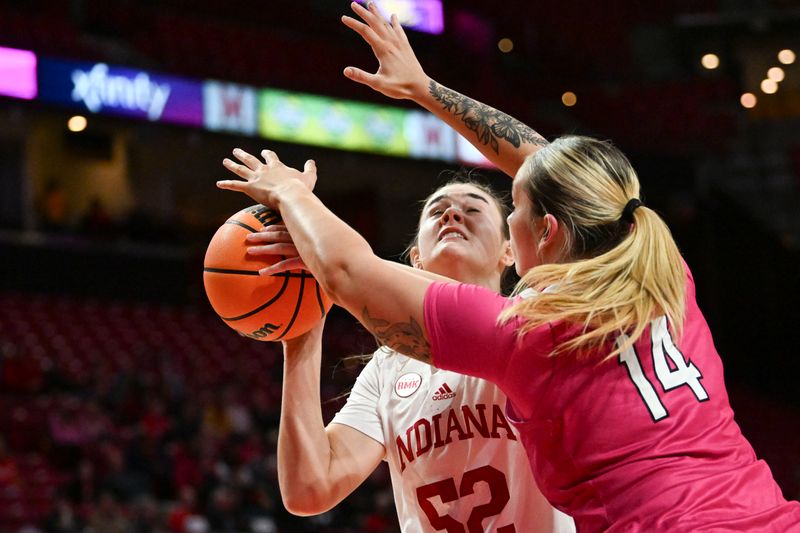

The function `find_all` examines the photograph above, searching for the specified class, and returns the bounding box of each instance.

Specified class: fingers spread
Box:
[342,14,382,49]
[352,1,391,38]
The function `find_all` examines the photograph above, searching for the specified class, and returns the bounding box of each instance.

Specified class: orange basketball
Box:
[203,204,333,341]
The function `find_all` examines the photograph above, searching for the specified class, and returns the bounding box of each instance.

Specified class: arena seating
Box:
[0,291,384,532]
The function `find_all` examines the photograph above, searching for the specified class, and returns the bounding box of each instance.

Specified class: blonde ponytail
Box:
[499,136,686,359]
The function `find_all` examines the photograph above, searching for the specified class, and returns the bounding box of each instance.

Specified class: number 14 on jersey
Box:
[618,317,709,422]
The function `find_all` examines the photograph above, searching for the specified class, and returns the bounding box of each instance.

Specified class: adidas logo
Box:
[432,383,456,401]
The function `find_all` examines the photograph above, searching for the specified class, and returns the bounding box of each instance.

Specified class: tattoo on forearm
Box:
[429,80,548,154]
[361,307,432,364]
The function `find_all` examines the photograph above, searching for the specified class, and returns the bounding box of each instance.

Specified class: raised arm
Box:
[219,149,440,364]
[277,323,385,515]
[342,1,548,177]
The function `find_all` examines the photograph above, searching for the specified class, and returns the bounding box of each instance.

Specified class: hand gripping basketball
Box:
[246,224,309,276]
[203,205,332,342]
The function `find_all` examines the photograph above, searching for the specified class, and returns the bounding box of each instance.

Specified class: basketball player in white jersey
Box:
[256,177,573,532]
[244,3,574,530]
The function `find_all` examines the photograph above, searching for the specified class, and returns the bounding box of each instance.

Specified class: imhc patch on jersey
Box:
[395,372,422,398]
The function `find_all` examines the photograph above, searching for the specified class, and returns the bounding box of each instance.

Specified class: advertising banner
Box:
[37,58,203,126]
[203,81,258,135]
[404,111,457,161]
[0,46,37,100]
[259,89,410,156]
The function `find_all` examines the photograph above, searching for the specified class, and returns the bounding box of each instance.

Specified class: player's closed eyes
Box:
[428,205,481,217]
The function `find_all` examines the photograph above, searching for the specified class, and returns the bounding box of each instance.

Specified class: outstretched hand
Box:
[246,224,309,276]
[341,1,429,100]
[217,148,317,207]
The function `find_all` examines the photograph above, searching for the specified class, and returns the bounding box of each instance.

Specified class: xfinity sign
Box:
[38,58,203,126]
[71,63,171,120]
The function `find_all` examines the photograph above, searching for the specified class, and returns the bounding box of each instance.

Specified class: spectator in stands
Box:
[140,398,172,443]
[43,494,84,533]
[82,400,112,442]
[168,401,203,444]
[205,485,242,532]
[222,386,253,438]
[102,358,144,427]
[167,485,199,533]
[130,494,166,533]
[49,395,109,464]
[37,179,68,233]
[86,490,132,533]
[363,490,395,533]
[170,440,203,492]
[241,487,278,533]
[201,392,232,440]
[249,388,278,430]
[74,458,96,506]
[48,395,89,469]
[98,441,149,503]
[0,435,21,488]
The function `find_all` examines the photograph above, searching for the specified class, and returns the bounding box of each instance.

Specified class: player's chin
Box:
[430,244,473,267]
[436,238,471,251]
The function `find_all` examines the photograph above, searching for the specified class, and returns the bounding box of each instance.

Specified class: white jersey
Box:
[332,347,574,533]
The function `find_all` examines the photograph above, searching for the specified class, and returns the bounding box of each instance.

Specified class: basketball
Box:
[203,204,333,341]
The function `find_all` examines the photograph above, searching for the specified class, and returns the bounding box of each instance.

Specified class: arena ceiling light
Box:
[760,79,778,94]
[778,49,795,65]
[740,93,757,109]
[67,115,88,132]
[498,38,514,53]
[767,67,785,82]
[701,53,720,70]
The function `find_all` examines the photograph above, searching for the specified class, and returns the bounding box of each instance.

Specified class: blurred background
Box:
[0,0,799,531]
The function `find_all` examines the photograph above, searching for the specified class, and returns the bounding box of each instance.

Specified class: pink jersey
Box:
[424,267,800,531]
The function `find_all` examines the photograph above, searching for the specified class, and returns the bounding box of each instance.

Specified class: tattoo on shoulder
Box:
[429,80,548,154]
[361,307,432,364]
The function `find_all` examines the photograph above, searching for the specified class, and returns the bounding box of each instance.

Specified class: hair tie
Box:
[620,198,642,223]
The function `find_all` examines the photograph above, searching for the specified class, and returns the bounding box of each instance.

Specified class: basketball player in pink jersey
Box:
[220,145,800,531]
[217,63,800,533]
[216,3,800,530]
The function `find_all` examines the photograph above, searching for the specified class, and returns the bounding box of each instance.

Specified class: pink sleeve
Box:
[423,282,520,385]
